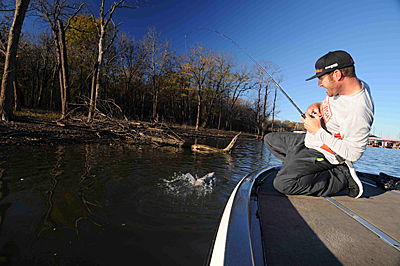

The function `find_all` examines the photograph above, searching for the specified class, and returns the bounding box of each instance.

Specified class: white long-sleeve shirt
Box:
[304,80,374,164]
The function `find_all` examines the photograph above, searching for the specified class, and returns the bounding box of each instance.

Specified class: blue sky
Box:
[88,0,399,139]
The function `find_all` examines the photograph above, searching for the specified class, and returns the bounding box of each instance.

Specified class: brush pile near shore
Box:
[0,114,185,147]
[0,109,255,147]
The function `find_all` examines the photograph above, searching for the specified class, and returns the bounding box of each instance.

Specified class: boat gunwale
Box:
[205,165,400,266]
[205,166,280,266]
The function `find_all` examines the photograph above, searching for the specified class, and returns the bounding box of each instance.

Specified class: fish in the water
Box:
[187,172,215,186]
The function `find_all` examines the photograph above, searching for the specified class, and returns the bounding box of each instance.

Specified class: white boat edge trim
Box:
[209,179,243,266]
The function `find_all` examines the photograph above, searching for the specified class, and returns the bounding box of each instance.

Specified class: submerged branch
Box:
[191,132,241,153]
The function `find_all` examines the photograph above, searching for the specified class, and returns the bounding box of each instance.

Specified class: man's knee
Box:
[263,132,271,145]
[263,132,279,147]
[273,176,289,194]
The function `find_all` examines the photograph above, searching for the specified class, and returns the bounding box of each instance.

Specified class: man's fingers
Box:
[305,112,313,119]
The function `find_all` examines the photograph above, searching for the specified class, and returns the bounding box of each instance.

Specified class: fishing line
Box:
[185,27,306,118]
[185,28,346,163]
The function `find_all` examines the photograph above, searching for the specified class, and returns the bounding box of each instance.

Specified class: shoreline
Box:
[0,109,259,147]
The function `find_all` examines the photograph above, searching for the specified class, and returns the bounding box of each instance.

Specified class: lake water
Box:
[0,140,398,265]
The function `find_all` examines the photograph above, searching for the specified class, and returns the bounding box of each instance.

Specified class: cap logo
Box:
[315,68,323,73]
[325,63,338,70]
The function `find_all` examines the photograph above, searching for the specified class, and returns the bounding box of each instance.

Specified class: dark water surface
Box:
[0,140,398,265]
[0,139,278,265]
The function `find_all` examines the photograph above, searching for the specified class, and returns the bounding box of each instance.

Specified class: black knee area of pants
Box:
[272,177,285,194]
[263,132,274,146]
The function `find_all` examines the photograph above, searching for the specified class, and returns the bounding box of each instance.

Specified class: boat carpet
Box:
[330,176,400,243]
[257,169,400,266]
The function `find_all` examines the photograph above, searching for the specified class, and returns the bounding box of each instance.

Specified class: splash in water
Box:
[161,172,215,198]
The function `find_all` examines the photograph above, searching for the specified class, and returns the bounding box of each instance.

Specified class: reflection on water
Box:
[0,140,396,265]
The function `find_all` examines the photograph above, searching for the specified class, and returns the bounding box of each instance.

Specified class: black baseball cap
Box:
[306,50,355,81]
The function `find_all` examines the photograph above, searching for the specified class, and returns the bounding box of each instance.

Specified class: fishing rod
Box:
[185,28,349,164]
[185,28,351,163]
[185,27,306,118]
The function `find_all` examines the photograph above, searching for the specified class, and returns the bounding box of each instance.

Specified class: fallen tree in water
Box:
[191,132,241,153]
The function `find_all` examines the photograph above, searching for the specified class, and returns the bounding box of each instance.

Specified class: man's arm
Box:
[316,114,372,162]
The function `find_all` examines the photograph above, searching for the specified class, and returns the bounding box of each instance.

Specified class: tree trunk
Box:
[14,76,21,111]
[0,0,30,121]
[152,89,158,118]
[87,62,99,122]
[261,84,269,138]
[50,23,65,112]
[87,4,108,122]
[93,53,103,113]
[271,87,277,132]
[217,101,222,130]
[50,67,58,110]
[58,20,70,120]
[195,87,201,131]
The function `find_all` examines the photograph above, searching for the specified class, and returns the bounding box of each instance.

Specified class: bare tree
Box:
[141,26,173,119]
[34,0,84,119]
[0,0,15,57]
[28,32,55,108]
[271,86,278,132]
[225,64,252,130]
[0,0,30,121]
[182,43,216,130]
[87,0,138,122]
[119,35,146,113]
[202,50,234,128]
[57,19,70,118]
[252,60,281,137]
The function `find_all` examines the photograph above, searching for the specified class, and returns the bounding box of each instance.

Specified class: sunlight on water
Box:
[355,147,400,177]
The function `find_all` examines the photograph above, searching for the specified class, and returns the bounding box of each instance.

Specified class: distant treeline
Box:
[0,1,300,136]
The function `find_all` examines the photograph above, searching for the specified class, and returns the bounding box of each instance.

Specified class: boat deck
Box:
[257,168,400,265]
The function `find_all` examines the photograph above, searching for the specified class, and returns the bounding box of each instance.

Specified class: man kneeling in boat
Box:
[264,50,374,198]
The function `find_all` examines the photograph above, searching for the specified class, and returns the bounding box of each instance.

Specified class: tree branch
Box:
[64,2,84,30]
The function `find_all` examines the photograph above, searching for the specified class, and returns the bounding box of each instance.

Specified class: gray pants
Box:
[264,132,348,197]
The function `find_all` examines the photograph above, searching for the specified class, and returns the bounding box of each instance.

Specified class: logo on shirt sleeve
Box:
[321,97,332,124]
